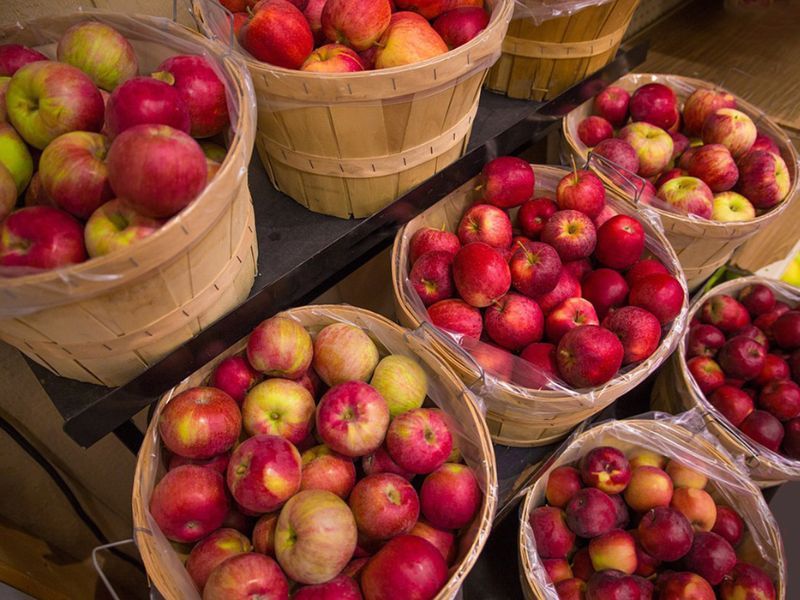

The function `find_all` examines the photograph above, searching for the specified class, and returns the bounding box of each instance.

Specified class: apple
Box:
[409,250,454,306]
[360,535,447,600]
[656,176,713,219]
[709,385,754,426]
[582,269,630,322]
[684,531,737,585]
[630,83,679,130]
[585,570,641,600]
[210,356,262,405]
[316,381,389,458]
[433,7,489,49]
[754,353,790,387]
[299,445,356,499]
[508,240,562,298]
[303,0,327,42]
[588,529,637,574]
[369,354,428,418]
[557,325,624,388]
[670,131,690,159]
[712,506,745,547]
[452,242,511,307]
[739,283,776,317]
[479,156,534,209]
[700,294,751,333]
[0,121,33,195]
[363,444,414,480]
[563,258,592,283]
[531,506,576,559]
[240,0,314,68]
[313,323,380,385]
[657,572,714,600]
[579,446,631,494]
[625,258,668,287]
[687,324,725,358]
[409,520,455,564]
[158,386,241,459]
[782,417,800,458]
[628,273,684,325]
[594,85,630,127]
[565,487,617,538]
[688,143,739,192]
[571,547,594,582]
[655,168,687,190]
[637,506,693,562]
[246,316,312,381]
[545,465,582,508]
[517,342,559,388]
[546,297,599,343]
[541,209,597,262]
[56,22,138,92]
[556,169,606,218]
[628,449,667,470]
[149,465,228,543]
[83,199,163,258]
[578,116,614,147]
[592,138,640,177]
[349,473,419,540]
[410,226,460,264]
[227,434,302,513]
[623,466,673,512]
[619,122,674,177]
[420,463,479,529]
[740,410,785,450]
[600,306,660,366]
[203,553,289,600]
[712,191,756,221]
[736,150,790,209]
[323,0,391,51]
[154,54,228,138]
[428,298,484,339]
[0,206,87,269]
[107,123,206,218]
[386,407,452,474]
[750,133,781,157]
[703,108,757,159]
[242,378,315,443]
[252,512,279,556]
[594,215,645,271]
[718,335,766,379]
[542,558,573,584]
[683,88,737,136]
[104,76,190,139]
[293,575,362,600]
[485,292,543,350]
[671,487,717,531]
[301,43,365,72]
[719,563,776,600]
[186,528,252,591]
[609,494,630,528]
[457,203,512,248]
[0,44,47,76]
[6,61,103,149]
[375,11,448,68]
[534,269,581,315]
[759,379,800,421]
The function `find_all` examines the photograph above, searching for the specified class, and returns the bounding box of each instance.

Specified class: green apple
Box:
[781,254,800,287]
[0,163,15,221]
[200,141,227,163]
[369,354,428,417]
[0,76,10,123]
[0,122,33,195]
[56,21,138,92]
[711,191,756,222]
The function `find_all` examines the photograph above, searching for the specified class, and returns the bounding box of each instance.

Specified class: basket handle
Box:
[186,0,238,51]
[697,406,765,470]
[408,322,487,390]
[92,538,138,600]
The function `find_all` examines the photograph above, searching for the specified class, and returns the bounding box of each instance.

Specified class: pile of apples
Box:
[686,283,800,459]
[223,0,491,71]
[407,156,685,390]
[577,81,791,223]
[0,22,230,272]
[149,315,483,599]
[530,444,777,599]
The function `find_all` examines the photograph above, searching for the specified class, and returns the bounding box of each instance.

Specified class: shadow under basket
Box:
[485,0,639,101]
[192,0,513,219]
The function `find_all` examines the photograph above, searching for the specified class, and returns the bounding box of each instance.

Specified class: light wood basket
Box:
[133,304,497,600]
[485,0,639,101]
[651,275,800,487]
[563,73,800,291]
[518,418,786,600]
[0,11,258,387]
[192,0,513,219]
[391,164,688,447]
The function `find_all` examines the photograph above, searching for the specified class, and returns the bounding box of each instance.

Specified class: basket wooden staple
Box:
[192,0,514,219]
[391,164,687,447]
[563,73,800,291]
[485,0,639,101]
[133,304,497,600]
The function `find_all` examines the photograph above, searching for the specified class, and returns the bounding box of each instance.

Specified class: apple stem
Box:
[151,71,175,86]
[570,155,579,181]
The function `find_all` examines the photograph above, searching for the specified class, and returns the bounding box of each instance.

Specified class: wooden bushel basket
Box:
[132,305,497,600]
[518,418,786,599]
[563,73,800,291]
[485,0,639,101]
[391,165,688,447]
[192,0,514,219]
[0,11,258,387]
[651,275,800,487]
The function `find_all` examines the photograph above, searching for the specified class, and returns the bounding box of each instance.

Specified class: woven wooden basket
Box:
[132,304,497,600]
[518,418,786,599]
[651,275,800,487]
[391,164,687,447]
[192,0,513,219]
[563,73,800,291]
[484,0,639,101]
[0,11,257,387]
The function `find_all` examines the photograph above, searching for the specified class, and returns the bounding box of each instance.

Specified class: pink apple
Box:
[630,83,679,130]
[433,7,489,49]
[480,156,534,209]
[736,150,790,209]
[618,121,674,177]
[301,43,366,72]
[410,250,454,306]
[203,553,289,600]
[595,214,645,271]
[149,465,228,543]
[56,22,138,92]
[556,325,624,387]
[452,242,511,307]
[592,138,640,176]
[556,169,606,218]
[578,116,614,147]
[0,44,47,76]
[239,0,314,69]
[427,298,483,339]
[594,85,630,127]
[518,197,557,239]
[409,226,460,264]
[546,297,599,343]
[313,322,380,385]
[386,407,452,474]
[186,528,252,591]
[242,378,315,443]
[420,462,480,529]
[0,206,86,269]
[703,108,757,158]
[457,203,512,248]
[657,176,714,218]
[683,88,737,136]
[210,355,262,405]
[349,473,419,539]
[484,292,543,350]
[541,209,597,261]
[323,0,392,51]
[374,11,449,68]
[247,315,313,379]
[316,381,390,457]
[300,444,356,499]
[688,143,739,192]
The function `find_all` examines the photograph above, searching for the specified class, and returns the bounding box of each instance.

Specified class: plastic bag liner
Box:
[192,0,511,110]
[394,164,688,420]
[519,411,787,600]
[676,276,800,482]
[512,0,617,25]
[133,305,498,600]
[0,9,256,317]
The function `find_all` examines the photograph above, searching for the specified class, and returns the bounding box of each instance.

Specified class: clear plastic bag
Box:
[518,411,786,599]
[134,304,498,600]
[512,0,617,25]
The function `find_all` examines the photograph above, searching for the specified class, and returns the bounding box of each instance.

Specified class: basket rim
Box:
[562,72,800,230]
[0,10,255,291]
[191,0,514,79]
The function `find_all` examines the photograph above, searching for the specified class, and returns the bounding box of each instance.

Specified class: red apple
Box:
[656,167,688,189]
[556,169,606,218]
[683,88,737,136]
[168,451,230,475]
[625,258,668,287]
[656,176,713,218]
[543,559,573,584]
[578,116,614,147]
[671,487,717,531]
[203,553,289,600]
[719,562,776,600]
[602,306,661,364]
[323,0,392,51]
[630,82,679,130]
[739,410,784,452]
[581,269,629,320]
[545,465,582,508]
[712,506,745,547]
[316,381,389,458]
[0,206,86,269]
[57,22,138,92]
[541,209,597,262]
[684,531,736,585]
[637,506,693,562]
[363,444,415,480]
[313,322,379,385]
[301,43,365,72]
[374,11,448,68]
[360,535,447,600]
[718,335,766,380]
[592,138,639,176]
[457,203,512,248]
[531,506,576,559]
[687,323,726,358]
[484,292,543,350]
[210,356,262,405]
[700,294,751,333]
[628,273,684,325]
[557,325,624,387]
[300,445,356,498]
[783,417,800,458]
[509,240,562,298]
[517,342,559,388]
[410,250,454,306]
[624,466,673,512]
[534,269,581,314]
[349,473,419,539]
[580,446,631,494]
[83,199,164,258]
[433,7,489,49]
[571,547,594,582]
[480,156,534,209]
[589,529,637,574]
[594,85,630,127]
[227,434,302,513]
[546,297,599,343]
[670,131,690,159]
[749,133,781,157]
[186,528,252,591]
[709,385,754,426]
[565,487,617,538]
[409,226,460,264]
[586,570,642,599]
[104,76,189,139]
[618,121,675,177]
[688,356,726,395]
[427,298,483,339]
[0,44,47,76]
[759,379,800,421]
[688,143,739,192]
[657,571,714,600]
[594,215,644,271]
[420,462,479,529]
[702,108,757,158]
[453,242,511,307]
[386,407,452,474]
[294,575,362,600]
[304,0,327,43]
[409,520,455,564]
[739,283,776,317]
[149,465,228,543]
[563,258,592,283]
[252,512,278,556]
[773,310,800,350]
[240,0,314,68]
[247,315,313,379]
